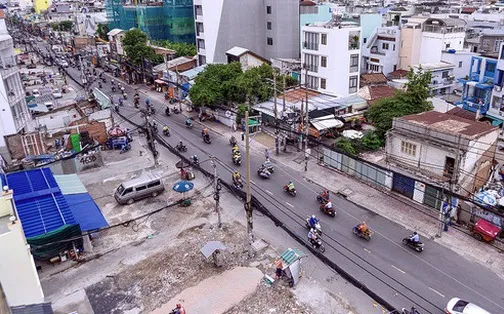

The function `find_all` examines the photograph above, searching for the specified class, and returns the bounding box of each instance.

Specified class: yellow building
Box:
[33,0,50,14]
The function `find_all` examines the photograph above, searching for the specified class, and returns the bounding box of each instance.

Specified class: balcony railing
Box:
[305,64,318,73]
[370,50,385,56]
[303,42,319,51]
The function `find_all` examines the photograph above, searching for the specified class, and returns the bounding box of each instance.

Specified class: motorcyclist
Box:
[232,144,240,154]
[177,141,185,150]
[165,106,170,115]
[186,117,192,126]
[98,81,102,88]
[162,125,169,135]
[324,200,333,211]
[173,304,186,314]
[287,181,295,191]
[357,221,368,234]
[409,232,420,244]
[230,135,237,145]
[202,127,208,136]
[308,228,319,244]
[114,103,119,113]
[308,215,320,229]
[118,97,123,105]
[111,80,115,86]
[321,189,330,202]
[232,171,242,185]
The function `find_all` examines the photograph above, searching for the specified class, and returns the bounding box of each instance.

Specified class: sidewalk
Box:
[184,116,504,279]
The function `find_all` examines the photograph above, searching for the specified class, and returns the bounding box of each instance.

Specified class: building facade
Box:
[386,111,498,195]
[301,15,361,97]
[0,15,30,163]
[106,0,195,42]
[489,42,504,122]
[413,62,456,95]
[361,26,400,76]
[193,0,299,65]
[466,29,504,58]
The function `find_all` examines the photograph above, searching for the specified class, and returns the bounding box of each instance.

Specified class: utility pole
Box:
[144,112,159,167]
[244,107,254,256]
[305,91,309,172]
[211,156,222,228]
[273,71,279,155]
[78,54,88,97]
[282,74,287,152]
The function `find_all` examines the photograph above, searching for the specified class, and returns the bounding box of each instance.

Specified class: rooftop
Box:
[388,69,409,79]
[398,111,497,139]
[369,85,396,104]
[226,46,250,57]
[360,73,388,86]
[412,62,455,71]
[107,28,124,36]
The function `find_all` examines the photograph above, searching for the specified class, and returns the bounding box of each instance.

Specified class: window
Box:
[401,40,404,48]
[458,61,463,68]
[401,141,417,156]
[442,71,449,78]
[445,43,450,49]
[363,38,367,44]
[349,54,359,73]
[304,54,319,72]
[368,64,380,72]
[122,187,133,195]
[267,37,273,45]
[321,78,326,89]
[266,6,271,14]
[303,32,319,50]
[494,39,503,52]
[382,42,389,50]
[321,56,327,68]
[197,39,205,50]
[349,75,358,93]
[136,185,147,192]
[321,34,327,45]
[485,62,496,73]
[267,22,272,30]
[393,44,395,51]
[147,181,161,188]
[444,156,455,177]
[305,75,319,89]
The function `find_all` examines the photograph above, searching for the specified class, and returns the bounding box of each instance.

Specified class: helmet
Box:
[234,171,239,175]
[311,215,316,219]
[413,232,417,235]
[289,181,293,184]
[176,304,181,308]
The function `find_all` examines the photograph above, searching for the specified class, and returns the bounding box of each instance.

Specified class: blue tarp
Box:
[64,194,108,232]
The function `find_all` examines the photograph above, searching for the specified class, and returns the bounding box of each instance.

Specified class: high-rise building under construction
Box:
[106,0,195,43]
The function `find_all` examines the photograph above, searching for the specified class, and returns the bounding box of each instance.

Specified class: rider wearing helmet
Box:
[357,221,368,234]
[409,232,420,243]
[308,215,319,229]
[287,181,295,191]
[186,117,191,126]
[307,228,318,242]
[163,125,169,132]
[233,171,241,180]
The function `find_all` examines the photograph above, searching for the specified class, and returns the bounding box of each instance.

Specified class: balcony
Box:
[305,64,318,73]
[303,42,319,51]
[0,64,18,77]
[370,50,385,56]
[348,32,360,50]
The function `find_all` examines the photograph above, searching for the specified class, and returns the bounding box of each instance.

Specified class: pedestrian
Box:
[265,148,270,160]
[241,131,245,141]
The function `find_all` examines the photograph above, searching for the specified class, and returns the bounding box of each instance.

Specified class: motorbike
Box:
[172,107,180,114]
[176,142,187,152]
[122,92,128,100]
[258,167,271,179]
[283,185,297,197]
[102,77,107,83]
[352,226,372,241]
[111,86,116,92]
[262,160,275,173]
[134,100,139,108]
[190,155,199,165]
[319,202,336,217]
[165,107,171,116]
[163,128,170,137]
[119,143,131,154]
[401,307,420,314]
[309,237,325,253]
[233,177,243,189]
[402,236,424,252]
[114,105,119,113]
[186,122,193,129]
[229,136,237,146]
[305,218,322,235]
[232,153,242,166]
[203,134,211,144]
[316,193,329,204]
[98,81,102,88]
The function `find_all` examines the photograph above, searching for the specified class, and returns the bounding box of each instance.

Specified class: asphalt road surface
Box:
[31,38,504,314]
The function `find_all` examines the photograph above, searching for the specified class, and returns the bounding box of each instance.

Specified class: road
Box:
[32,39,504,314]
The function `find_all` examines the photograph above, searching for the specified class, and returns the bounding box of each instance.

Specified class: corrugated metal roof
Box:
[6,168,77,238]
[53,174,88,194]
[65,194,108,232]
[11,302,53,314]
[280,248,307,266]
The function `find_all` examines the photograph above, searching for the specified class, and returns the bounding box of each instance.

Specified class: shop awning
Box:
[310,115,344,131]
[155,79,168,86]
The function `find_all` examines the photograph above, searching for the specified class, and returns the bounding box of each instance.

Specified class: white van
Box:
[114,173,165,205]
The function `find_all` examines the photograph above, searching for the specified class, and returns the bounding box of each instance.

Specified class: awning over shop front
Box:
[310,115,344,131]
[155,79,168,86]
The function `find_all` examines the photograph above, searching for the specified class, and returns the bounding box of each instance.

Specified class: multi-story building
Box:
[301,14,361,97]
[414,62,456,95]
[106,0,194,42]
[458,55,501,123]
[489,42,504,121]
[466,29,504,58]
[193,0,300,65]
[361,26,400,76]
[399,17,466,69]
[0,13,30,163]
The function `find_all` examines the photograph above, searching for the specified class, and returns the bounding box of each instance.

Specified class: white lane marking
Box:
[391,265,406,274]
[250,180,256,185]
[363,248,371,253]
[428,287,445,298]
[265,190,273,195]
[285,202,294,208]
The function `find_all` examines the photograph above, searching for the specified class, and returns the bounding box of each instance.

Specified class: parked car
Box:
[32,89,40,97]
[52,89,62,99]
[445,298,490,314]
[44,102,54,111]
[114,173,165,205]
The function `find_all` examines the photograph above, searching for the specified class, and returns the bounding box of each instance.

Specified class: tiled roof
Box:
[399,111,496,139]
[369,85,396,104]
[446,107,476,121]
[360,73,388,86]
[388,69,409,79]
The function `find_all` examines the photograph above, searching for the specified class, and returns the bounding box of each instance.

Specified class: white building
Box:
[0,188,45,309]
[0,14,30,163]
[414,62,456,95]
[107,29,126,58]
[399,17,466,69]
[386,111,498,194]
[441,50,477,91]
[490,42,504,116]
[193,0,300,65]
[361,26,400,76]
[301,14,361,97]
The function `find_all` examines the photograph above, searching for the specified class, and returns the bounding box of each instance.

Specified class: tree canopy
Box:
[152,40,197,58]
[122,29,160,66]
[189,63,298,107]
[365,67,433,139]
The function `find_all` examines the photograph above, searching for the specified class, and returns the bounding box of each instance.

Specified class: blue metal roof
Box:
[64,194,108,232]
[6,168,77,238]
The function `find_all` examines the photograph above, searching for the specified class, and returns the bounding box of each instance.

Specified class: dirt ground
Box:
[84,216,313,314]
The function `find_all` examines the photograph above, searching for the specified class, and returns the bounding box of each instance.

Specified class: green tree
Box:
[152,40,197,57]
[189,63,243,107]
[123,28,148,47]
[96,23,109,41]
[59,20,73,31]
[365,67,433,139]
[336,138,358,155]
[360,131,383,151]
[122,29,159,65]
[235,63,274,103]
